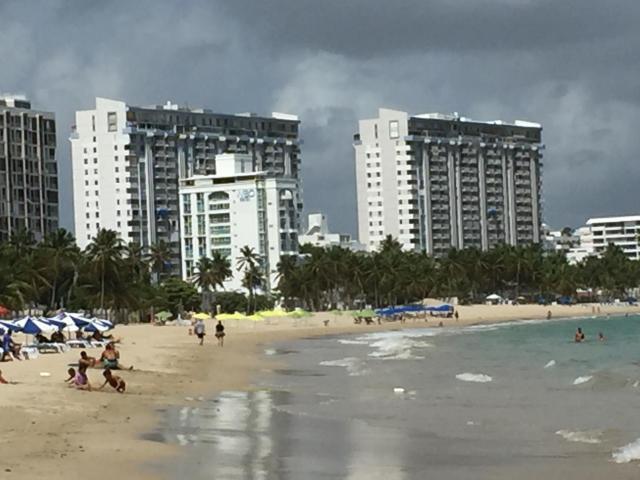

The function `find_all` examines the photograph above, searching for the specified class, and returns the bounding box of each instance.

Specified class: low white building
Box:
[299,213,364,251]
[564,216,639,263]
[587,215,640,260]
[179,153,301,292]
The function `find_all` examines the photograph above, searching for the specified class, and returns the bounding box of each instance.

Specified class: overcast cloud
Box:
[1,0,639,236]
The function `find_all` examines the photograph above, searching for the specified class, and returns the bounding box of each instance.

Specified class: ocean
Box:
[148,315,640,479]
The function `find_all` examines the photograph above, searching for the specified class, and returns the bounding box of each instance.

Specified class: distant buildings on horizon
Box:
[6,92,639,293]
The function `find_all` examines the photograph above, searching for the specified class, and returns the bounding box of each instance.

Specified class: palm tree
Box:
[148,241,172,284]
[85,229,125,310]
[124,242,147,283]
[237,246,262,313]
[40,228,80,309]
[194,252,232,310]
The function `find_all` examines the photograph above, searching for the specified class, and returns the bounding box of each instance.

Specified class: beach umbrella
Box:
[44,316,79,333]
[257,309,288,318]
[289,308,312,318]
[217,312,246,321]
[0,320,20,332]
[193,312,211,320]
[13,316,57,335]
[155,311,173,321]
[55,312,92,328]
[83,320,110,333]
[486,294,502,301]
[91,317,114,329]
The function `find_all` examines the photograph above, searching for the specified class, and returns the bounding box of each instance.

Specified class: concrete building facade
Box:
[299,213,364,251]
[585,215,640,260]
[179,154,301,291]
[354,108,543,255]
[71,97,301,276]
[0,95,58,241]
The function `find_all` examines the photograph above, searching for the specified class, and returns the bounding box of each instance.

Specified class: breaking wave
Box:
[319,357,369,376]
[613,437,640,463]
[556,429,602,444]
[456,373,493,383]
[573,375,593,385]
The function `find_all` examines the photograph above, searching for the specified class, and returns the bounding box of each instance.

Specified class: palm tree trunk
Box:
[100,260,105,311]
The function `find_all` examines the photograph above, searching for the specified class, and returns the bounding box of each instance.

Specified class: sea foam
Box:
[555,429,602,444]
[612,437,640,463]
[319,357,368,376]
[456,373,493,383]
[367,337,429,360]
[573,375,593,385]
[544,360,556,369]
[337,339,369,345]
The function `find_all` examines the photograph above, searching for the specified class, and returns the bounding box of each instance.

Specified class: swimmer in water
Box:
[575,327,585,343]
[598,332,605,342]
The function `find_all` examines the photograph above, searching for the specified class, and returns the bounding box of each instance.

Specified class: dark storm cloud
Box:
[1,0,639,236]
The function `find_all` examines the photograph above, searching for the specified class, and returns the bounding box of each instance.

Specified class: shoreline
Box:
[1,302,638,479]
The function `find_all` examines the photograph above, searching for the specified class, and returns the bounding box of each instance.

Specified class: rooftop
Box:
[586,215,640,225]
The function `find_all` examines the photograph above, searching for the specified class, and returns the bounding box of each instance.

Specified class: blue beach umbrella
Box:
[44,316,79,333]
[0,320,20,332]
[13,316,57,335]
[83,320,110,333]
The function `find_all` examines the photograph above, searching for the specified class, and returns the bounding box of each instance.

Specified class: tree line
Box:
[0,228,269,319]
[276,236,640,310]
[2,229,638,318]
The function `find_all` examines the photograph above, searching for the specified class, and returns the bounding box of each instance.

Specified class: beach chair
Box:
[90,340,108,348]
[66,340,92,349]
[24,343,63,354]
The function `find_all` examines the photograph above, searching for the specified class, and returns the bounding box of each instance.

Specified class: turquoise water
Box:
[150,314,640,479]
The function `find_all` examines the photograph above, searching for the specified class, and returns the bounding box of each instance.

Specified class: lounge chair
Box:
[66,340,92,349]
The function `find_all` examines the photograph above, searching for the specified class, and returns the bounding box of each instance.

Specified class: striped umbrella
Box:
[13,316,57,335]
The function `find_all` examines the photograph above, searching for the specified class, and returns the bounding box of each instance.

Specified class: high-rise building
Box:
[353,108,544,255]
[179,153,301,291]
[70,97,301,276]
[0,95,58,241]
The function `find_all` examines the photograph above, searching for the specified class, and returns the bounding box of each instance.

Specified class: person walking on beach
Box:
[215,320,225,347]
[194,319,206,346]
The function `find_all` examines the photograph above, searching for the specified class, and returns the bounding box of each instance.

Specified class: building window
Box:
[84,159,88,165]
[389,120,399,139]
[115,167,119,172]
[107,112,117,132]
[374,123,378,139]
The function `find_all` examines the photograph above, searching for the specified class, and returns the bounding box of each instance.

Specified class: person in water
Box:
[98,368,126,393]
[215,320,225,347]
[598,332,606,342]
[575,327,585,343]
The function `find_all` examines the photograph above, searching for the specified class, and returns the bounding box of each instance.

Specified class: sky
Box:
[1,0,639,236]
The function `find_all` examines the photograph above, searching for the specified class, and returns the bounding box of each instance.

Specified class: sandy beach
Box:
[1,302,638,479]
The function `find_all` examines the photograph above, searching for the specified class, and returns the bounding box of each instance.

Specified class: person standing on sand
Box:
[454,310,459,321]
[215,320,225,346]
[0,369,10,384]
[194,319,206,346]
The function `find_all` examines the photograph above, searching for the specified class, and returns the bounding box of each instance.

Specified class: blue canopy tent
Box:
[376,305,429,316]
[427,304,454,313]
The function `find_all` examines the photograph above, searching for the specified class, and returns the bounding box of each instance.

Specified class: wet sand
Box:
[0,302,637,479]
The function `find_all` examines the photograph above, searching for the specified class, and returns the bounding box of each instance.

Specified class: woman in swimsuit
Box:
[98,368,126,393]
[100,343,132,370]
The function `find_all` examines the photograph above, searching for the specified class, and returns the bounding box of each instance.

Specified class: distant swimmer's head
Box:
[578,328,583,333]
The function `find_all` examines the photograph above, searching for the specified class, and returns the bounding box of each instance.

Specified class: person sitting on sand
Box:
[2,330,21,361]
[80,350,98,368]
[65,367,76,384]
[215,320,225,347]
[69,364,91,391]
[575,327,585,343]
[100,343,132,370]
[97,368,126,393]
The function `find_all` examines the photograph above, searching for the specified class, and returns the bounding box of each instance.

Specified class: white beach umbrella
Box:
[13,316,57,335]
[486,294,502,301]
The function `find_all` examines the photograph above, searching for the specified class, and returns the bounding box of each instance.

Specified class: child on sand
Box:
[97,368,126,393]
[0,369,9,384]
[69,365,91,391]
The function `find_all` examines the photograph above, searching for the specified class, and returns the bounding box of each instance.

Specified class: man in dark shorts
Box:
[194,319,206,346]
[215,320,225,347]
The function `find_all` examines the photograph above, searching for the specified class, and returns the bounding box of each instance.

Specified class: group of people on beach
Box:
[194,319,225,347]
[574,327,606,343]
[65,344,131,393]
